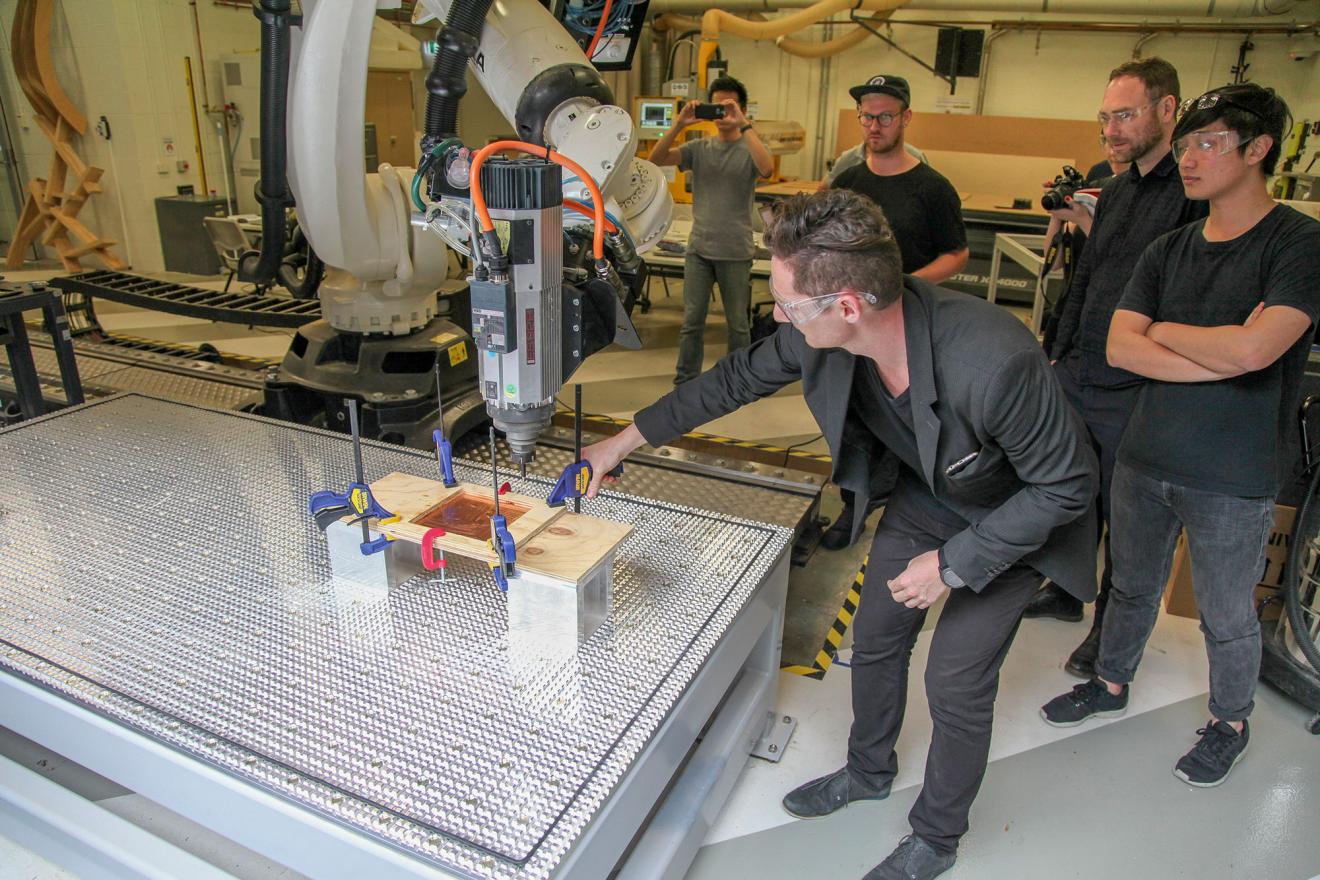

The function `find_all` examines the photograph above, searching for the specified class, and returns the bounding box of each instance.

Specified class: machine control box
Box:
[470,278,517,354]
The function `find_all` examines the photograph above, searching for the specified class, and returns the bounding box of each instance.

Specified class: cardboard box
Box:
[1162,504,1295,622]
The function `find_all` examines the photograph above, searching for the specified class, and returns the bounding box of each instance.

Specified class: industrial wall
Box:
[2,3,1316,273]
[0,0,258,273]
[706,13,1320,179]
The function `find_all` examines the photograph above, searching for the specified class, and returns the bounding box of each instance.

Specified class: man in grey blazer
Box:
[581,189,1097,879]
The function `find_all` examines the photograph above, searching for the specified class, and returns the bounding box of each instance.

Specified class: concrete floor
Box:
[2,265,1318,880]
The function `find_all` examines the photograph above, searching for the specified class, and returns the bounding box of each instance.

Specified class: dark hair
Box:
[1109,57,1181,104]
[707,76,748,109]
[762,189,903,306]
[1173,84,1292,175]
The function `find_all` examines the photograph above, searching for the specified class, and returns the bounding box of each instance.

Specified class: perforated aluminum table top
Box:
[0,394,791,878]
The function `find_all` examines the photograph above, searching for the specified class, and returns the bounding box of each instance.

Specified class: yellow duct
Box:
[695,0,908,87]
[775,18,887,58]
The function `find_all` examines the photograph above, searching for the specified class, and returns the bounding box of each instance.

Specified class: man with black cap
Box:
[823,74,969,551]
[831,75,968,285]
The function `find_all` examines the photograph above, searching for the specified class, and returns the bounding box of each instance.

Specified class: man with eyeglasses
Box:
[1026,59,1208,682]
[579,189,1097,880]
[1042,84,1320,787]
[821,74,970,551]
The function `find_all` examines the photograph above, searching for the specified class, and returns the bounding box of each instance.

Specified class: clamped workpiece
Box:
[307,398,397,555]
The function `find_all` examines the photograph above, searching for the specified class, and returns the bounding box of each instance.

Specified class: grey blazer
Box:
[635,278,1100,598]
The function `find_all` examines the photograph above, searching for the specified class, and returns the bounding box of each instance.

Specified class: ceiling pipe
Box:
[692,0,908,86]
[651,0,1301,16]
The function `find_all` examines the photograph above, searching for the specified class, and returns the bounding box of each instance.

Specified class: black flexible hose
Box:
[422,0,495,151]
[239,0,294,284]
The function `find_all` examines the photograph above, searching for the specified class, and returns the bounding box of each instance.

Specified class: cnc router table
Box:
[0,394,793,879]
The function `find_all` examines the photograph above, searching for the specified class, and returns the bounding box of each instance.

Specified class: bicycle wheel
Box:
[1282,464,1320,673]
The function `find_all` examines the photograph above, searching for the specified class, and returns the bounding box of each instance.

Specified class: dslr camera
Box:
[1041,165,1085,211]
[694,103,727,121]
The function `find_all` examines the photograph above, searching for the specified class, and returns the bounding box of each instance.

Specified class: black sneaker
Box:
[781,766,890,819]
[1022,582,1084,621]
[1174,719,1249,787]
[1064,624,1102,679]
[863,835,956,880]
[1040,678,1128,727]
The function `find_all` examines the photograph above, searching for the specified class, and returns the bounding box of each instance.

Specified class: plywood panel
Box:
[921,149,1076,205]
[835,110,1104,173]
[365,472,633,584]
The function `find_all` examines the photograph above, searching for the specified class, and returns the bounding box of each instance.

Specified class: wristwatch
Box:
[739,123,754,134]
[937,548,966,588]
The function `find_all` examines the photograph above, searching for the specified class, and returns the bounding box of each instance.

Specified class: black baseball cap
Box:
[849,75,910,106]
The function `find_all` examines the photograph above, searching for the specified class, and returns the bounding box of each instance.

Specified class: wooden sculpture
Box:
[6,0,125,272]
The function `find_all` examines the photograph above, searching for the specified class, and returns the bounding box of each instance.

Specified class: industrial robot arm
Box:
[279,0,671,468]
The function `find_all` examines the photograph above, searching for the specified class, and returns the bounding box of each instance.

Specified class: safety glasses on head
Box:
[769,276,878,324]
[1172,129,1255,162]
[1177,92,1267,124]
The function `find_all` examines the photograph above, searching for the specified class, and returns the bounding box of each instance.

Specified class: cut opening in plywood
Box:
[411,491,530,540]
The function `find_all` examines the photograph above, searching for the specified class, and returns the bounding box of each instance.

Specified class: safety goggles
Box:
[1172,129,1254,162]
[1177,92,1266,124]
[769,276,878,324]
[858,111,902,128]
[1096,101,1155,127]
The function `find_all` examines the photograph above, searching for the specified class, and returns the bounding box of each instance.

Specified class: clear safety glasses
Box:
[769,276,878,324]
[1172,129,1254,162]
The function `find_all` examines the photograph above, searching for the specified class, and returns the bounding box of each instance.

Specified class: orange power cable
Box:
[564,198,617,233]
[586,0,615,60]
[469,139,607,260]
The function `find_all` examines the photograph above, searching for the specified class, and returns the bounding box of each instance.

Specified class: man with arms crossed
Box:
[1027,59,1208,684]
[1042,84,1320,787]
[649,76,775,385]
[583,190,1097,879]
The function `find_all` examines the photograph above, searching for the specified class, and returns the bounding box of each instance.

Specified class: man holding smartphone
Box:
[648,76,776,385]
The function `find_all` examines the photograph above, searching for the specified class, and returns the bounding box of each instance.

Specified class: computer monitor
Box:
[636,98,677,135]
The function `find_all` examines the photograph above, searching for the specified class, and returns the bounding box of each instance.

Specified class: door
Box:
[365,70,416,170]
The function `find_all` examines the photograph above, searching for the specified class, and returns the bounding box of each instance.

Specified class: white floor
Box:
[705,608,1211,846]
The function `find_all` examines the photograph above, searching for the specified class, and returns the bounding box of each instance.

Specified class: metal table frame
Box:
[984,232,1063,334]
[0,281,84,418]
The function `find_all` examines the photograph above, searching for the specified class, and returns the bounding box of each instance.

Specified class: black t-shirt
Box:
[1117,205,1320,496]
[850,359,968,528]
[1086,159,1114,182]
[831,162,967,274]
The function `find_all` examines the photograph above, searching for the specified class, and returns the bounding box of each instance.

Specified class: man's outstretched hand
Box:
[580,423,646,498]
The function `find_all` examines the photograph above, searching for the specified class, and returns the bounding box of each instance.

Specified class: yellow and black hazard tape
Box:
[782,557,866,679]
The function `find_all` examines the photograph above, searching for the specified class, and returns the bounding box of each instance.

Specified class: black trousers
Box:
[1052,359,1142,618]
[847,480,1042,854]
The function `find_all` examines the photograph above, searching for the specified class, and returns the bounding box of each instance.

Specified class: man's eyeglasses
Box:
[1177,92,1266,124]
[1096,101,1155,127]
[1172,129,1254,162]
[769,276,878,324]
[858,111,901,128]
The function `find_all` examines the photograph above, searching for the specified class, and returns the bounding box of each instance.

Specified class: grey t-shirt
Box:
[678,136,760,261]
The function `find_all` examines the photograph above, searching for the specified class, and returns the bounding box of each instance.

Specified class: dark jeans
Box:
[1053,358,1142,617]
[848,479,1042,854]
[675,252,752,384]
[1097,461,1273,722]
